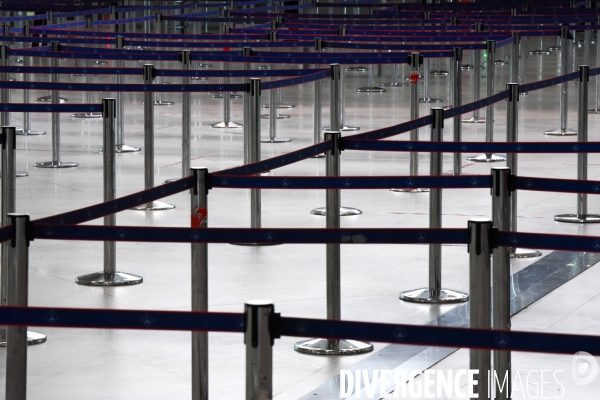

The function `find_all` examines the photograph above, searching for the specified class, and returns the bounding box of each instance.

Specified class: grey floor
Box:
[0,34,600,399]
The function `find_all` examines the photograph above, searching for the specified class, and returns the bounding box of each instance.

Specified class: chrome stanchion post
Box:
[71,17,102,119]
[325,27,359,130]
[555,66,600,223]
[545,27,576,135]
[210,26,242,128]
[191,166,209,400]
[76,99,143,285]
[491,167,512,400]
[392,53,429,193]
[420,56,441,103]
[311,64,361,216]
[584,26,591,66]
[0,127,46,347]
[245,300,278,398]
[468,218,492,400]
[529,35,549,55]
[518,33,528,94]
[153,13,174,106]
[114,36,140,152]
[260,30,290,118]
[468,40,506,162]
[20,24,46,135]
[463,23,485,123]
[451,47,462,175]
[34,42,78,169]
[295,131,373,355]
[400,108,469,304]
[182,51,192,176]
[261,81,291,143]
[5,213,31,400]
[509,32,519,85]
[0,45,9,127]
[133,65,175,210]
[505,83,541,259]
[590,16,600,113]
[312,40,324,156]
[357,55,385,92]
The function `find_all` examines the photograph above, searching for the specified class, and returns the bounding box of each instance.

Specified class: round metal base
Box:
[589,108,600,114]
[390,187,429,193]
[466,153,506,162]
[34,161,78,168]
[35,95,68,103]
[357,87,386,93]
[210,121,243,128]
[430,69,449,76]
[0,170,29,178]
[548,46,561,51]
[419,98,442,103]
[94,60,108,66]
[311,153,326,158]
[399,288,469,304]
[261,137,291,143]
[75,271,143,286]
[554,214,600,223]
[132,201,176,211]
[71,112,102,118]
[258,65,270,70]
[462,116,486,123]
[211,93,242,99]
[511,248,543,259]
[0,331,47,347]
[461,64,474,70]
[153,100,174,106]
[198,63,212,68]
[262,102,296,109]
[345,66,368,72]
[380,82,408,87]
[529,50,551,55]
[323,125,360,132]
[543,128,577,136]
[260,114,290,119]
[294,338,373,355]
[17,129,46,136]
[495,60,507,65]
[11,58,23,64]
[310,206,362,216]
[191,76,209,81]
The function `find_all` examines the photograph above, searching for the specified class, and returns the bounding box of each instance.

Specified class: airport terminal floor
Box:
[1,1,600,399]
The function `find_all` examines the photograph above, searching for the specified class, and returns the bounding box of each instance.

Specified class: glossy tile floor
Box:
[1,33,600,399]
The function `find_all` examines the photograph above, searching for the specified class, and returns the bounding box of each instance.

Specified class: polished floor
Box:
[0,32,599,399]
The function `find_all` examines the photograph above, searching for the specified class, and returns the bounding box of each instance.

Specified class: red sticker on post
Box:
[191,207,208,228]
[409,71,420,84]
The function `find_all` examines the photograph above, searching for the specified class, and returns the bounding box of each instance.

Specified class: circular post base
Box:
[511,248,543,259]
[543,128,577,136]
[461,64,475,70]
[0,331,47,347]
[70,73,85,77]
[75,272,143,286]
[99,144,142,153]
[430,69,449,76]
[258,65,270,70]
[71,112,103,118]
[310,206,362,216]
[261,137,292,143]
[495,60,507,65]
[466,153,507,162]
[345,66,368,72]
[210,121,243,128]
[462,116,486,123]
[554,214,600,223]
[294,338,373,355]
[94,60,108,66]
[357,87,386,93]
[419,98,442,103]
[390,188,430,193]
[323,125,360,132]
[211,93,242,99]
[311,153,326,159]
[589,108,600,114]
[34,96,68,103]
[153,100,175,106]
[262,102,296,109]
[34,161,78,168]
[191,76,209,81]
[17,128,46,136]
[11,59,23,64]
[399,288,469,304]
[197,63,212,68]
[575,40,584,48]
[1,171,29,178]
[380,82,408,87]
[529,49,551,55]
[548,46,561,51]
[132,201,176,211]
[260,114,290,119]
